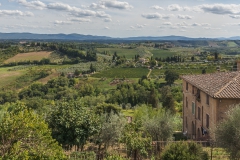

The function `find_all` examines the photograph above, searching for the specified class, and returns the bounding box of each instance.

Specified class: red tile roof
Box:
[182,71,240,99]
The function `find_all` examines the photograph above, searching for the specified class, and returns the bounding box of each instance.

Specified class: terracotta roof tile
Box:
[181,71,240,99]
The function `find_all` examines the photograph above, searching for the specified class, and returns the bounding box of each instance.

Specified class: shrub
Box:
[161,141,208,160]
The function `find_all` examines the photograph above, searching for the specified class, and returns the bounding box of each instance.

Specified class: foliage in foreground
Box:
[48,101,100,151]
[0,102,66,159]
[161,141,208,160]
[214,105,240,159]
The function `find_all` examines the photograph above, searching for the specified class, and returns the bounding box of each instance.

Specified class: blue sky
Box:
[1,0,240,38]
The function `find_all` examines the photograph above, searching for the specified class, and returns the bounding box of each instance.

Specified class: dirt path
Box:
[147,69,152,78]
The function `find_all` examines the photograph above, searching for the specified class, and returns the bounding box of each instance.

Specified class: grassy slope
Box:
[0,67,27,88]
[4,51,52,63]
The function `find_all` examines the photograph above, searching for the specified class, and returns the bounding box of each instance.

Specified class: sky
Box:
[1,0,240,38]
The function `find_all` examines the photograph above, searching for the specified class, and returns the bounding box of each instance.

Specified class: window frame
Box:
[186,97,188,108]
[198,107,201,120]
[206,95,209,105]
[192,102,195,115]
[206,114,210,128]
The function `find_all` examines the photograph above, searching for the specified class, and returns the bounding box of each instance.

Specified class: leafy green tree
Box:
[161,141,208,160]
[90,63,96,72]
[0,102,66,159]
[148,88,159,108]
[94,113,127,151]
[214,105,240,159]
[164,70,179,85]
[74,69,81,76]
[0,91,18,105]
[95,103,121,115]
[160,86,175,113]
[47,101,100,151]
[134,105,180,151]
[121,122,151,160]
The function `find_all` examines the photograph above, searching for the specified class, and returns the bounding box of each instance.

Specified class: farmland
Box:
[150,49,177,58]
[97,47,138,59]
[0,67,26,88]
[92,67,149,78]
[4,51,52,63]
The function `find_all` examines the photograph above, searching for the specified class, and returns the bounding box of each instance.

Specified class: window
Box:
[186,82,188,91]
[206,114,210,128]
[206,95,209,105]
[192,102,195,115]
[198,107,201,120]
[186,117,188,129]
[196,89,201,102]
[186,97,188,108]
[192,86,195,94]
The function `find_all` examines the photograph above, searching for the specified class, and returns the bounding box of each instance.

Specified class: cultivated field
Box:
[97,48,138,59]
[150,49,176,58]
[4,51,52,63]
[92,67,149,78]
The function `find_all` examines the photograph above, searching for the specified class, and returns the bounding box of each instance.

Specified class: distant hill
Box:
[0,32,240,41]
[0,33,112,40]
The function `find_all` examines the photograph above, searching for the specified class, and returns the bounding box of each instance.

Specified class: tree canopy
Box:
[214,105,240,159]
[164,70,179,85]
[0,102,66,159]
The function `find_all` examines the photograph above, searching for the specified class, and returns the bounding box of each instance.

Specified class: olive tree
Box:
[214,105,240,159]
[94,112,127,151]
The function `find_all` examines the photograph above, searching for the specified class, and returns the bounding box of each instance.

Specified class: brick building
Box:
[182,71,240,140]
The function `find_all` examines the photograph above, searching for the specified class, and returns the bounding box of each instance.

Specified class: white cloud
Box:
[100,0,133,10]
[47,3,76,11]
[178,14,192,19]
[17,0,46,10]
[142,13,173,20]
[142,12,162,19]
[150,5,164,10]
[136,24,144,28]
[89,3,106,9]
[192,23,201,26]
[163,22,172,25]
[229,15,240,19]
[70,18,91,22]
[104,18,112,22]
[168,4,182,11]
[199,4,240,15]
[0,10,34,16]
[54,20,72,25]
[104,26,109,29]
[47,2,111,18]
[176,21,188,26]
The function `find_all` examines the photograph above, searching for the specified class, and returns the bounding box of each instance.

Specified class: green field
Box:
[0,67,27,88]
[92,67,149,78]
[227,41,238,47]
[97,48,138,59]
[150,49,177,58]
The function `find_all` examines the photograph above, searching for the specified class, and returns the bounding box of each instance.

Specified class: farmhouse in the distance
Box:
[182,71,240,140]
